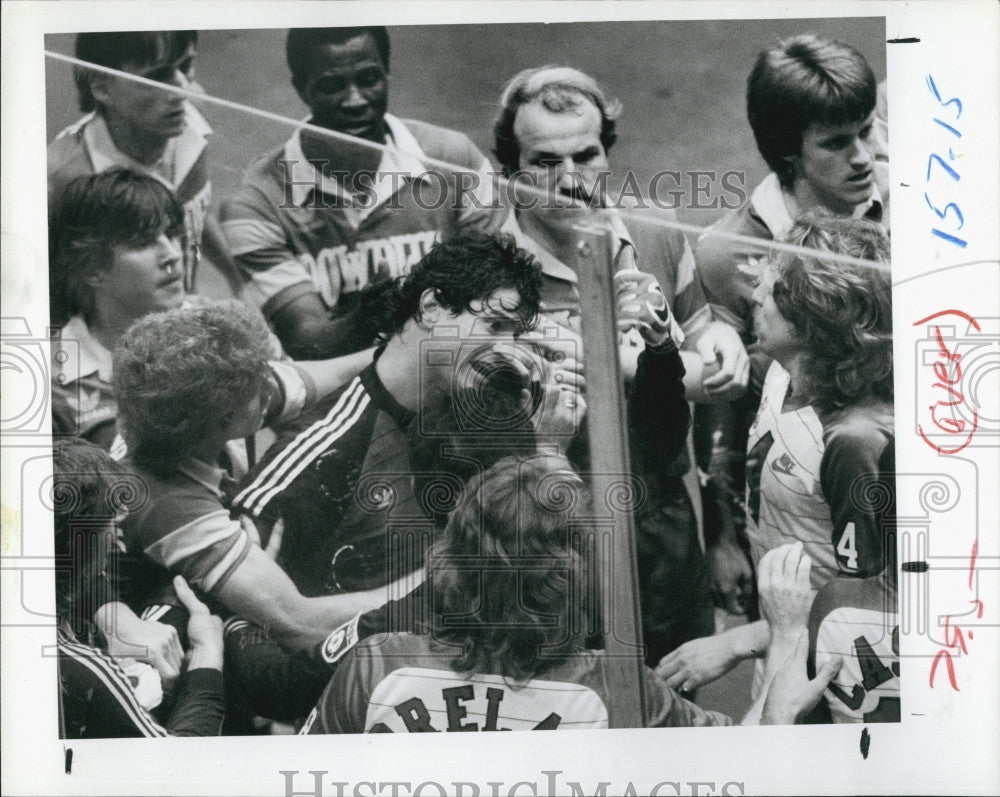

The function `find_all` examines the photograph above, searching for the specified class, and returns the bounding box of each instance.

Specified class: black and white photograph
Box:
[2,1,998,795]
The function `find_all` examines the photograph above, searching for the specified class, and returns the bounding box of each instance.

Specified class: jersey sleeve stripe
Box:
[221,218,287,256]
[232,377,368,515]
[201,529,253,594]
[59,638,169,737]
[252,390,371,514]
[143,511,250,593]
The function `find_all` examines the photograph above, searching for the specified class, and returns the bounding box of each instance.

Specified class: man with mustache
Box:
[492,66,751,665]
[220,27,506,361]
[493,65,748,396]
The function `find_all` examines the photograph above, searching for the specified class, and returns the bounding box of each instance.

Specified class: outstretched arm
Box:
[741,543,842,725]
[216,544,422,652]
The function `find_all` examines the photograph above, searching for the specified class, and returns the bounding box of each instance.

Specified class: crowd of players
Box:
[47,26,898,737]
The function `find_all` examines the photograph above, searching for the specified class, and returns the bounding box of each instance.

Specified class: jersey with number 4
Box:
[745,362,894,588]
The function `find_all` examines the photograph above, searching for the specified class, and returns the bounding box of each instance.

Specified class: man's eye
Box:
[860,125,873,141]
[573,150,600,164]
[822,137,851,150]
[178,57,195,77]
[355,69,384,88]
[313,77,349,95]
[145,66,175,83]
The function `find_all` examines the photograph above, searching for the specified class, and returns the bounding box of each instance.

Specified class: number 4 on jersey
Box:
[837,522,859,571]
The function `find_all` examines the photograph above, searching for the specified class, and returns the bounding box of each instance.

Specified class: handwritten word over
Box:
[913,309,981,455]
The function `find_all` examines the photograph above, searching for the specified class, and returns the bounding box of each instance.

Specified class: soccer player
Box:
[696,34,887,339]
[221,243,694,723]
[220,27,506,360]
[493,65,752,662]
[808,567,900,723]
[48,31,242,304]
[693,33,888,615]
[493,65,748,395]
[53,437,227,738]
[50,169,373,455]
[112,300,403,653]
[302,455,839,732]
[228,232,557,599]
[657,214,895,693]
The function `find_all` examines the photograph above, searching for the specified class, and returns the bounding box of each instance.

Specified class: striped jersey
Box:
[58,628,224,738]
[302,632,731,733]
[231,357,427,596]
[120,455,253,609]
[220,114,505,322]
[745,361,894,588]
[501,208,710,342]
[808,571,900,723]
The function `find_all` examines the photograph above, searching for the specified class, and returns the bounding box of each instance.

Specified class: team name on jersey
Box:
[825,624,900,723]
[371,684,561,733]
[363,668,608,733]
[303,230,438,295]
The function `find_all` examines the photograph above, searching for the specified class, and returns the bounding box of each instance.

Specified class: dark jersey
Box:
[231,357,426,595]
[58,629,224,738]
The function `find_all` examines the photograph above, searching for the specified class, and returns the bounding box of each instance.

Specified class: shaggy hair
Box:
[771,213,892,409]
[493,65,622,177]
[112,300,272,472]
[428,454,591,682]
[353,230,542,345]
[74,30,198,113]
[49,169,184,326]
[51,438,132,631]
[747,34,877,187]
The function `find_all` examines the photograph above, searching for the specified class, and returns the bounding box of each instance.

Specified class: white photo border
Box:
[2,1,998,795]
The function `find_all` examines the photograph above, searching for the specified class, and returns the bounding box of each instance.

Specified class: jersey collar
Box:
[362,348,416,429]
[283,113,432,208]
[502,208,635,285]
[55,315,113,385]
[83,103,210,189]
[751,171,885,240]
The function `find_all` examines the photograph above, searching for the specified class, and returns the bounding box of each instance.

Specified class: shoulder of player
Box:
[225,144,291,203]
[809,576,870,631]
[819,401,894,456]
[398,118,485,167]
[619,201,684,248]
[273,373,375,446]
[693,201,769,271]
[233,375,377,510]
[48,128,94,195]
[119,462,227,541]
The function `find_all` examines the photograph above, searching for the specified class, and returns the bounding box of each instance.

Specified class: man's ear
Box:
[82,268,107,289]
[291,75,310,109]
[417,288,443,328]
[783,153,802,181]
[88,73,114,108]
